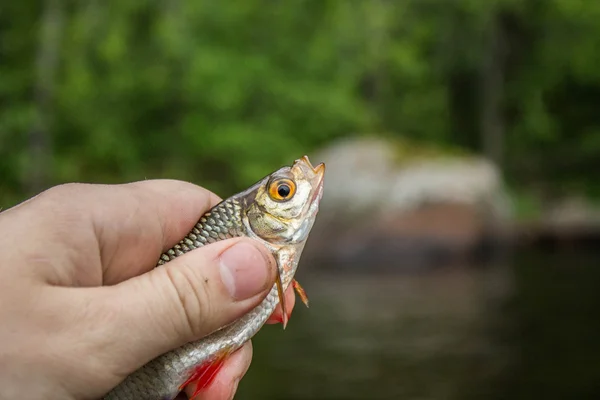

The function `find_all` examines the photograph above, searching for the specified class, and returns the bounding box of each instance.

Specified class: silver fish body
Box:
[103,156,325,400]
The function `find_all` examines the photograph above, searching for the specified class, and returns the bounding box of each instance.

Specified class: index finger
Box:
[6,179,222,284]
[94,179,223,283]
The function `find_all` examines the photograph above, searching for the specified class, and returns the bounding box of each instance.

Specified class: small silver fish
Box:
[103,155,325,400]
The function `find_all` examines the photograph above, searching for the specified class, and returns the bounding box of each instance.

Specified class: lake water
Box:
[234,249,600,400]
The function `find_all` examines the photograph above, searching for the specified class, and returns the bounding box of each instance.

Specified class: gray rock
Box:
[305,136,513,271]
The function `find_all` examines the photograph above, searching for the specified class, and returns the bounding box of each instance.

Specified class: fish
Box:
[103,155,325,400]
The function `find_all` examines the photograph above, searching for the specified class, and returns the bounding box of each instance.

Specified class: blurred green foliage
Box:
[2,0,600,207]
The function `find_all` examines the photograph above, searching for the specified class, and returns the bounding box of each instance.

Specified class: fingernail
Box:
[220,242,272,300]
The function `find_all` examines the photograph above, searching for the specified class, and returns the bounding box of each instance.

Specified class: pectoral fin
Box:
[293,279,309,308]
[274,263,288,329]
[179,347,233,399]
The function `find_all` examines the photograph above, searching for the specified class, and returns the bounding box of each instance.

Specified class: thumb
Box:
[99,238,276,371]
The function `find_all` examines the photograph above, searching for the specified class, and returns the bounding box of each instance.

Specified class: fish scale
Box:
[103,156,325,400]
[159,199,244,264]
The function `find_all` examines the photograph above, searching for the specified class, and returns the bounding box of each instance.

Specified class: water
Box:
[233,249,600,400]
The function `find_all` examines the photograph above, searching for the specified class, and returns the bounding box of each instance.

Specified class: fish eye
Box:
[268,178,296,202]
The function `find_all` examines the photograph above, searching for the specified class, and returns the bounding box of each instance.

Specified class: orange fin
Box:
[293,279,309,308]
[179,349,231,399]
[274,262,288,330]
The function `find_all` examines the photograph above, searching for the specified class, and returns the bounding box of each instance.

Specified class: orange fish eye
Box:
[268,178,296,201]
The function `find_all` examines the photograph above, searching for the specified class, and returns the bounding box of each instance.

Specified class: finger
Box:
[92,180,222,282]
[184,341,253,400]
[89,238,276,373]
[266,286,296,325]
[1,180,222,284]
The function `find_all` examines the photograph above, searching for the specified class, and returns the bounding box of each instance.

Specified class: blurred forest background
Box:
[3,1,600,400]
[2,0,600,210]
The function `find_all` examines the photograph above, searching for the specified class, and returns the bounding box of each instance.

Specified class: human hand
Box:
[0,180,296,400]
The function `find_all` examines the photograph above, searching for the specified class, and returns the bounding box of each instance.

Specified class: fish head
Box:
[235,155,324,328]
[243,155,325,246]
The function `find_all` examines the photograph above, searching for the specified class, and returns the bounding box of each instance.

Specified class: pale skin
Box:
[0,180,296,400]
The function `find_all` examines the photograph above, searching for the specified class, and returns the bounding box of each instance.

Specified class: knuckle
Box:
[163,262,213,338]
[40,182,85,200]
[34,183,91,215]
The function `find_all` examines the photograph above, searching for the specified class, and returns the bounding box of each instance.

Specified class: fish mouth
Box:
[299,155,326,178]
[296,155,325,204]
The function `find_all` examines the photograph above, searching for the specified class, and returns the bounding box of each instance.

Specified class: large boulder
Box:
[304,136,513,271]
